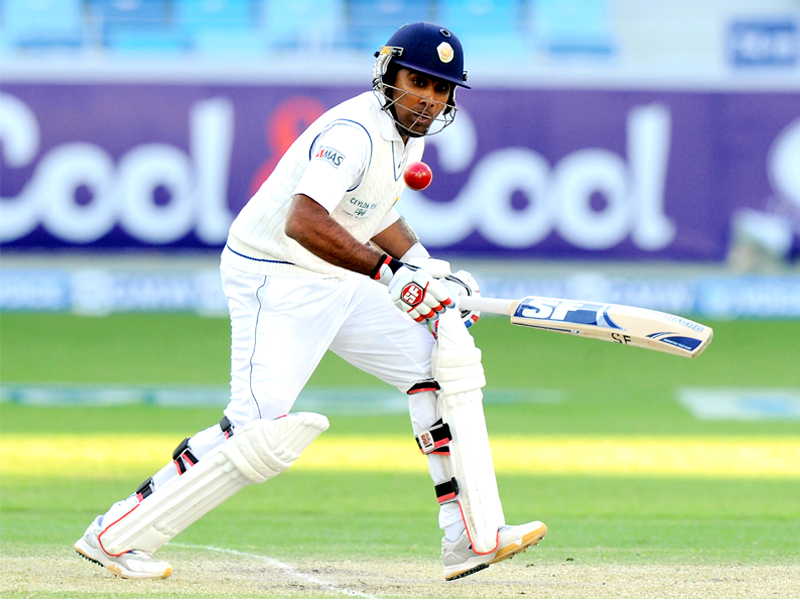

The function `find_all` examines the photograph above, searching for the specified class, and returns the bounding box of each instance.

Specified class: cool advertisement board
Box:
[1,83,798,260]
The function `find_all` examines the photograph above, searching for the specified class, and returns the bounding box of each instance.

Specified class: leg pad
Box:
[98,412,329,555]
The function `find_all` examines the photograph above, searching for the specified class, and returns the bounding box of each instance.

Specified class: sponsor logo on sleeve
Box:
[313,146,345,168]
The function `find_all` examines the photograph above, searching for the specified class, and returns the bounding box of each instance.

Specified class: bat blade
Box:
[458,295,713,358]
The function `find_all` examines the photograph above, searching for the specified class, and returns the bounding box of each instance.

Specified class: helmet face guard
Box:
[373,23,469,137]
[375,81,457,138]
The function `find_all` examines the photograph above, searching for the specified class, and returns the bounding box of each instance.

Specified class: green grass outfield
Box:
[1,313,800,598]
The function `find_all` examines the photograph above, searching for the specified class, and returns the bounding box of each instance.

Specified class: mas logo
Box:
[313,146,345,168]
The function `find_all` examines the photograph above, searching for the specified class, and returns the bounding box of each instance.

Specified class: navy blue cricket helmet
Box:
[373,22,469,134]
[375,22,470,90]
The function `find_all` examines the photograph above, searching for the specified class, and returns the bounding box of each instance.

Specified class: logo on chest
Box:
[342,197,379,220]
[313,146,345,168]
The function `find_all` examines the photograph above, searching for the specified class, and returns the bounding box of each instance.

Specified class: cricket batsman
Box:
[75,21,547,582]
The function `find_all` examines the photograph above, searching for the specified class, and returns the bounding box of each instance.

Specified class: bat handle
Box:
[457,295,517,317]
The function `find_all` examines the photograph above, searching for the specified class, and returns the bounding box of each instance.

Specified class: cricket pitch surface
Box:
[3,549,799,599]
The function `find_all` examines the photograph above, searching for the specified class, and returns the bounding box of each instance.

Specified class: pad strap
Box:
[220,416,235,439]
[172,438,199,475]
[415,418,451,455]
[407,379,440,394]
[435,478,459,504]
[135,477,155,502]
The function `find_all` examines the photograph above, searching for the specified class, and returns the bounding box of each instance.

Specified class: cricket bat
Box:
[457,295,713,358]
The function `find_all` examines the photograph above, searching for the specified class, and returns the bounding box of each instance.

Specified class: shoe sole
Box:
[445,562,490,581]
[444,524,548,581]
[75,541,172,579]
[490,523,548,565]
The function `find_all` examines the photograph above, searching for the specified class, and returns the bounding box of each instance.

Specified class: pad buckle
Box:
[173,438,199,475]
[220,415,235,439]
[135,477,155,502]
[434,477,459,504]
[415,419,451,455]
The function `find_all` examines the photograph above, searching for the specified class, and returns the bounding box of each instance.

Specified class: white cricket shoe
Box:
[75,516,173,579]
[442,520,547,581]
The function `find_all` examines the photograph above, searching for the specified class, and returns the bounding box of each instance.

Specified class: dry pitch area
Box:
[3,548,799,599]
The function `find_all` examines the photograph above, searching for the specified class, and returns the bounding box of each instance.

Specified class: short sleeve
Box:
[292,120,373,214]
[372,207,401,237]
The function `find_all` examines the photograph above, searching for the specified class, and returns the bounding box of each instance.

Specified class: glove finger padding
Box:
[389,266,454,323]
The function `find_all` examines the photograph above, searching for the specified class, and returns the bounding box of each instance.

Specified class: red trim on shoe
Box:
[97,504,141,557]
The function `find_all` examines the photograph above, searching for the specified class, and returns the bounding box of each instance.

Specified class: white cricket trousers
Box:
[101,263,461,534]
[221,261,432,423]
[220,262,462,531]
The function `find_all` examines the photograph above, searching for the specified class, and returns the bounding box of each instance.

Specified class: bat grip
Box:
[457,296,516,317]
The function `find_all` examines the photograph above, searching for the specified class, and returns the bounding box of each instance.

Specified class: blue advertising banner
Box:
[3,266,799,319]
[1,83,798,260]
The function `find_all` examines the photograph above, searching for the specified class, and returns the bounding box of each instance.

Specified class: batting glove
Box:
[371,254,455,324]
[425,270,482,338]
[443,270,482,328]
[404,256,452,279]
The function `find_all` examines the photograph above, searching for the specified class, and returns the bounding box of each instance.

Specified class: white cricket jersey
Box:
[223,91,425,278]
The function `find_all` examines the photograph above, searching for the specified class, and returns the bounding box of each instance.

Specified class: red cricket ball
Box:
[403,161,433,191]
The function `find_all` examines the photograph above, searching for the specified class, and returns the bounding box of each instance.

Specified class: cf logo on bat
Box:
[516,298,618,330]
[519,300,587,321]
[402,283,424,307]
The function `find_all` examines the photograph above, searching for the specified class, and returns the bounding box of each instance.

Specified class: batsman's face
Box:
[391,69,452,137]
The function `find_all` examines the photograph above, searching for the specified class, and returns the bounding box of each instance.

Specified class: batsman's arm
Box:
[286,196,422,274]
[285,194,385,275]
[370,216,419,259]
[285,195,453,323]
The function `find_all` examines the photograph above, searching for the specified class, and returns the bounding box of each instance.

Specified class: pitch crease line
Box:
[171,543,375,598]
